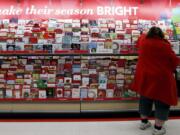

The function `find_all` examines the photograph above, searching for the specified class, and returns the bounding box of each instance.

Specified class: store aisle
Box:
[0,119,179,135]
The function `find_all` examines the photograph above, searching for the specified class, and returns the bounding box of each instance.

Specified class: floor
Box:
[0,119,179,135]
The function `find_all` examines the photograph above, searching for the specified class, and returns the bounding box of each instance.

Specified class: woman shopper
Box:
[132,26,180,135]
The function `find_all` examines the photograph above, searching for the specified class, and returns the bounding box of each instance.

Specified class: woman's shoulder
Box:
[162,39,171,45]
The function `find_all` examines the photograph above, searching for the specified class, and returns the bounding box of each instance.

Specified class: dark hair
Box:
[146,26,164,39]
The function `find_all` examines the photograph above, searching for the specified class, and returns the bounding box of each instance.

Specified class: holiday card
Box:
[98,89,106,98]
[63,90,71,98]
[13,90,21,98]
[82,77,89,86]
[80,87,88,98]
[56,88,63,98]
[0,89,5,98]
[0,42,7,51]
[46,88,55,98]
[5,89,13,98]
[72,88,80,98]
[106,89,114,98]
[64,77,72,84]
[39,90,47,99]
[98,73,107,89]
[88,88,97,98]
[88,42,97,53]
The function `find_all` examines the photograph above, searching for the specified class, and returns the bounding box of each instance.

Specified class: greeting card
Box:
[106,89,114,98]
[71,43,80,50]
[33,44,43,51]
[22,89,30,98]
[88,88,97,98]
[82,77,89,86]
[73,74,81,81]
[72,88,80,98]
[0,42,7,51]
[5,89,13,98]
[24,44,33,51]
[98,73,107,89]
[56,88,63,98]
[64,77,72,84]
[39,90,47,99]
[46,88,55,98]
[80,87,88,98]
[63,90,71,98]
[0,89,5,98]
[7,44,15,51]
[14,90,21,98]
[88,42,97,53]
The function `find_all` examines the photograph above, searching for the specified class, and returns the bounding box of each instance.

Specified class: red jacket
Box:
[132,35,180,105]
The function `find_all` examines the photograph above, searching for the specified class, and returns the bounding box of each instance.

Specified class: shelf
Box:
[82,97,138,101]
[0,97,138,102]
[0,52,138,56]
[0,98,81,102]
[0,52,179,57]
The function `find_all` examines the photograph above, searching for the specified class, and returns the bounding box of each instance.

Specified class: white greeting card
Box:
[88,89,97,98]
[72,88,80,98]
[56,38,63,44]
[39,90,47,99]
[106,89,114,98]
[0,42,7,51]
[82,19,89,24]
[15,85,21,89]
[38,39,45,44]
[6,89,13,98]
[73,74,81,81]
[89,69,97,74]
[25,65,34,71]
[24,79,32,85]
[14,90,21,98]
[1,64,10,69]
[82,77,89,86]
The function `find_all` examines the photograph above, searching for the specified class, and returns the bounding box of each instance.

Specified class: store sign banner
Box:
[0,5,139,16]
[0,0,178,19]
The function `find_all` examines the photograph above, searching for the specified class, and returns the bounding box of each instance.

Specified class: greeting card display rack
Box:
[0,17,179,113]
[0,52,141,113]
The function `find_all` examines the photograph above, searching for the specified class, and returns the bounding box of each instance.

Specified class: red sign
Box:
[0,0,179,20]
